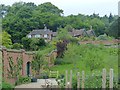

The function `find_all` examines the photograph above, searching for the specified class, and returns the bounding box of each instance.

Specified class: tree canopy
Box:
[1,1,118,45]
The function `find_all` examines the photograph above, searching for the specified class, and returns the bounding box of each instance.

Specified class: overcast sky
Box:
[0,0,119,16]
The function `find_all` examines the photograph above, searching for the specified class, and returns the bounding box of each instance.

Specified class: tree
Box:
[2,31,12,48]
[64,25,73,32]
[57,28,72,41]
[107,18,119,38]
[12,43,23,49]
[56,40,67,58]
[36,2,63,16]
[22,37,31,50]
[31,51,45,75]
[90,18,105,36]
[109,13,114,23]
[0,4,10,18]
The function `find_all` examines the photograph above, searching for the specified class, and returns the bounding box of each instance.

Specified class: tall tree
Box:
[36,2,63,16]
[2,31,12,48]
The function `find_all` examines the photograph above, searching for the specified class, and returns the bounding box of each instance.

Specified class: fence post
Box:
[65,70,68,88]
[82,71,85,90]
[102,68,106,89]
[70,70,72,88]
[77,72,80,90]
[109,69,113,90]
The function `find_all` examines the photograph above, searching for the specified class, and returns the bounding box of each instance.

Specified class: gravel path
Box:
[15,79,58,89]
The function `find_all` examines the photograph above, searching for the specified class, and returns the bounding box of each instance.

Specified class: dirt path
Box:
[15,79,58,89]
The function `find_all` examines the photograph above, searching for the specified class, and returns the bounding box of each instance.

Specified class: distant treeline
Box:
[0,1,119,43]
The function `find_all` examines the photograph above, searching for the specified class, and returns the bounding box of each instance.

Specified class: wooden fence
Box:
[65,68,115,89]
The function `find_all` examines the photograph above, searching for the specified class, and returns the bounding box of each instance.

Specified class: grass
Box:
[50,44,118,77]
[50,44,118,88]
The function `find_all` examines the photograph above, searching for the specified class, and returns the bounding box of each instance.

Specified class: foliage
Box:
[22,37,46,51]
[56,40,67,58]
[64,25,73,32]
[31,44,55,75]
[56,28,72,41]
[15,76,31,85]
[107,18,119,38]
[2,81,14,90]
[31,53,44,75]
[0,4,10,18]
[79,36,96,41]
[22,37,31,50]
[12,43,23,49]
[2,31,12,48]
[7,56,23,79]
[97,34,114,40]
[54,58,71,65]
[36,2,63,16]
[50,44,118,75]
[2,2,118,44]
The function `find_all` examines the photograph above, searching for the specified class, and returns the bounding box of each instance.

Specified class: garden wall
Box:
[2,48,34,84]
[1,48,57,84]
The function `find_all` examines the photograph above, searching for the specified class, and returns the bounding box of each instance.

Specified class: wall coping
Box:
[1,48,34,54]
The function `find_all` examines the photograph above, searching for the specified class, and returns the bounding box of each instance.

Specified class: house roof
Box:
[86,30,96,37]
[52,32,57,36]
[69,29,88,37]
[28,29,52,35]
[27,28,96,37]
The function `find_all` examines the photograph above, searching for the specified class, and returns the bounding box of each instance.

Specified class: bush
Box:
[97,34,114,40]
[39,70,49,79]
[2,81,14,90]
[15,76,31,85]
[12,43,23,49]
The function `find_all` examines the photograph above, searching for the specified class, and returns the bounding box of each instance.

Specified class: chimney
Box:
[44,24,47,31]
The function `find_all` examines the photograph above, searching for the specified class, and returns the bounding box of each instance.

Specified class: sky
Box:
[0,0,119,16]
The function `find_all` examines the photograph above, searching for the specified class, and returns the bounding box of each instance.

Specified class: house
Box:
[27,27,96,40]
[69,29,96,37]
[86,30,96,37]
[27,26,53,40]
[69,29,88,37]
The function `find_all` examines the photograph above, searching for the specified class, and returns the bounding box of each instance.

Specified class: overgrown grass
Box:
[50,44,118,88]
[50,43,118,80]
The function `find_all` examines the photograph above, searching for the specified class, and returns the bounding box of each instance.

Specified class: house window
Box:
[35,34,40,38]
[28,35,31,38]
[44,34,47,38]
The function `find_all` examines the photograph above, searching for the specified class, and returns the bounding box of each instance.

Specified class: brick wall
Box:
[2,48,34,84]
[1,48,57,84]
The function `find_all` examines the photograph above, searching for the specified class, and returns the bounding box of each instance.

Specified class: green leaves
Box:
[2,31,12,48]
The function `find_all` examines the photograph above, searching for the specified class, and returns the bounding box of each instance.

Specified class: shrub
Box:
[12,43,23,49]
[97,34,114,40]
[15,76,31,85]
[2,81,14,90]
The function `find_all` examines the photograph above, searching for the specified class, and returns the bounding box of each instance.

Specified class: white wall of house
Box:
[35,34,40,38]
[44,34,48,38]
[27,35,31,38]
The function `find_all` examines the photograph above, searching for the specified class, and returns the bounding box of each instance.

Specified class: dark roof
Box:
[52,32,57,36]
[69,29,88,37]
[28,29,52,35]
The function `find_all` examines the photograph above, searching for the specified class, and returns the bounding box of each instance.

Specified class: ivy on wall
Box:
[7,56,23,79]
